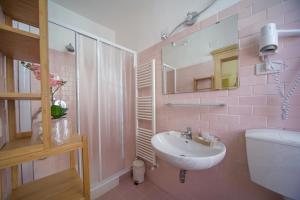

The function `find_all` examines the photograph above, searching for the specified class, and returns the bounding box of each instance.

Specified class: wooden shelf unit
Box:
[0,24,40,63]
[0,0,39,27]
[0,0,90,199]
[9,136,90,200]
[11,169,83,200]
[0,138,43,166]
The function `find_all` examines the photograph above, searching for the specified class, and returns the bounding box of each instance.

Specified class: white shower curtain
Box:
[77,34,101,185]
[98,42,135,180]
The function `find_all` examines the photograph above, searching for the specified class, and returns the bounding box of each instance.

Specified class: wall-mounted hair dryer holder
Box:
[256,23,300,75]
[259,23,300,56]
[257,23,300,120]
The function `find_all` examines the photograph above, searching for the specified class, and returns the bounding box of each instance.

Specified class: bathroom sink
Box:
[151,131,226,170]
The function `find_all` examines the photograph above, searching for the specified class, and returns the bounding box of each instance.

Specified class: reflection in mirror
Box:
[162,15,239,94]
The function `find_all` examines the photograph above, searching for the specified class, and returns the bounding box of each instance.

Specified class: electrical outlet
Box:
[255,60,283,75]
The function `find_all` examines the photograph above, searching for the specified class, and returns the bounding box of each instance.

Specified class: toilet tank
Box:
[245,129,300,200]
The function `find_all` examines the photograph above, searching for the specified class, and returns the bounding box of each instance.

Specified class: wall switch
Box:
[255,60,283,75]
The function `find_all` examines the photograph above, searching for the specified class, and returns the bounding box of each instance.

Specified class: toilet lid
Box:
[245,129,300,148]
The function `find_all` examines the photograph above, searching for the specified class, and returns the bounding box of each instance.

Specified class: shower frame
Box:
[48,19,137,196]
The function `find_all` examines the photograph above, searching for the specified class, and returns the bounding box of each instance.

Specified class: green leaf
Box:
[51,105,68,119]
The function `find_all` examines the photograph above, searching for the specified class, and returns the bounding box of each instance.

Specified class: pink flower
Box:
[31,63,40,71]
[28,63,64,87]
[50,78,62,87]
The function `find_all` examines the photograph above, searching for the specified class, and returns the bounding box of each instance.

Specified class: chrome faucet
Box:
[182,127,193,140]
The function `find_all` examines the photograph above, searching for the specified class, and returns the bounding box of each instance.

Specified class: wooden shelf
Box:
[0,135,83,169]
[0,0,39,27]
[0,138,44,165]
[0,92,41,100]
[11,169,84,200]
[0,24,40,63]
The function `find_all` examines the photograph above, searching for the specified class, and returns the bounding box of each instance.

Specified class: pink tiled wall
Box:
[138,0,300,199]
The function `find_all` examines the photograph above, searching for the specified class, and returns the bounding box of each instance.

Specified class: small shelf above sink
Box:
[165,103,226,107]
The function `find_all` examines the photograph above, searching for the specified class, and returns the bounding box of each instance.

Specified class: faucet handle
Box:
[186,127,192,132]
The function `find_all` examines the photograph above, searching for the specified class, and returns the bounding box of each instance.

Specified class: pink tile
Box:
[282,35,300,48]
[239,75,267,86]
[284,9,300,24]
[239,33,259,49]
[209,120,229,132]
[238,0,252,9]
[208,105,228,114]
[252,0,281,14]
[253,84,278,95]
[290,95,300,106]
[216,96,239,105]
[253,105,281,116]
[267,95,281,106]
[238,5,252,19]
[239,46,262,67]
[239,96,268,105]
[267,70,299,84]
[228,105,252,115]
[208,90,229,97]
[210,114,240,125]
[239,65,255,77]
[219,4,239,20]
[197,120,210,132]
[240,115,267,129]
[267,3,284,20]
[229,85,253,96]
[283,0,300,13]
[238,10,266,29]
[267,116,300,130]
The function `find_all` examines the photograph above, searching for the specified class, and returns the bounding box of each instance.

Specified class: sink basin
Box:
[151,131,226,170]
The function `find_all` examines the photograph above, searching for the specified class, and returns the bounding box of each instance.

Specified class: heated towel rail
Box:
[135,59,156,165]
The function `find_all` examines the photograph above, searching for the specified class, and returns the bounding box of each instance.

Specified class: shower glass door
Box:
[99,43,136,180]
[77,33,101,185]
[98,43,125,180]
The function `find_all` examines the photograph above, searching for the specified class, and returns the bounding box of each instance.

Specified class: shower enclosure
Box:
[55,22,136,191]
[13,21,136,197]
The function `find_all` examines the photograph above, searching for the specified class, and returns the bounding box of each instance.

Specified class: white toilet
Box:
[245,129,300,200]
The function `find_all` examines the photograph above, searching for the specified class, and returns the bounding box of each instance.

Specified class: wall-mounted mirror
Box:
[162,15,239,94]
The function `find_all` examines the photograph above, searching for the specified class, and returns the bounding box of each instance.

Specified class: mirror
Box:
[162,15,239,94]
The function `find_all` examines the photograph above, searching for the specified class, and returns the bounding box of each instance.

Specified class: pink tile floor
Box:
[97,174,175,200]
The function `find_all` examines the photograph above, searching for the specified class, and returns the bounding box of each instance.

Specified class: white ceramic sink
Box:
[151,131,226,170]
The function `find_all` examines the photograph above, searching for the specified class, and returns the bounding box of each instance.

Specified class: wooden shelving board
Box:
[0,135,83,169]
[0,24,40,63]
[0,92,41,100]
[0,0,39,27]
[11,169,84,200]
[0,138,44,164]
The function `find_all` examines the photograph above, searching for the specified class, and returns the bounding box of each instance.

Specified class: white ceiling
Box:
[51,0,239,51]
